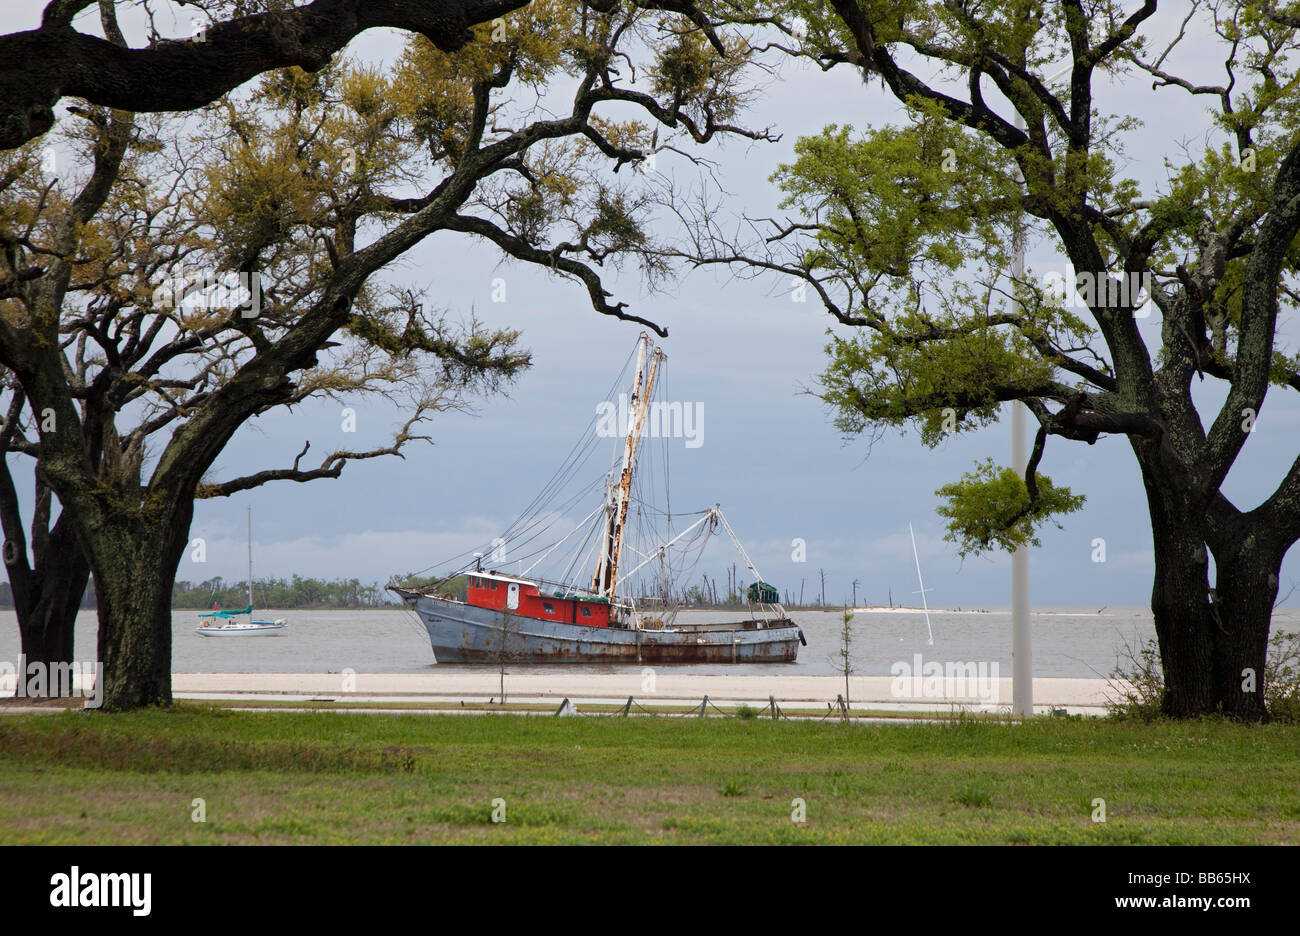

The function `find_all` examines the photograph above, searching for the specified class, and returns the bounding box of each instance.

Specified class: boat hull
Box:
[411,596,801,663]
[195,621,286,637]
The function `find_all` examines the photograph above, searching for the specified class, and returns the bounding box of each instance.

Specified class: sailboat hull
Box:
[411,595,801,663]
[195,620,286,636]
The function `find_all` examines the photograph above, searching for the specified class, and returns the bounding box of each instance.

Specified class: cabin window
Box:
[543,602,554,613]
[491,581,498,590]
[580,606,592,618]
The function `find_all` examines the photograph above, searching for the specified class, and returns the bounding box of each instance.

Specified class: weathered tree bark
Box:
[86,497,193,711]
[1140,468,1217,717]
[1134,439,1278,721]
[0,455,91,696]
[1211,535,1280,721]
[10,523,90,697]
[0,0,531,149]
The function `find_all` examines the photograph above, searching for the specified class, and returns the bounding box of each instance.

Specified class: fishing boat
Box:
[196,507,286,637]
[391,333,804,663]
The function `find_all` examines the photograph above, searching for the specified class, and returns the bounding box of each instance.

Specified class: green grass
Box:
[0,705,1297,844]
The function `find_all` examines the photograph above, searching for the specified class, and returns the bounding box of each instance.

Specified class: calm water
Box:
[8,605,1294,678]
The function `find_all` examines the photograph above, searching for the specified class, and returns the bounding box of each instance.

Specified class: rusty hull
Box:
[401,592,802,664]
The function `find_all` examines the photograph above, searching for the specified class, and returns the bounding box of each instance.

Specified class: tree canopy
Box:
[680,0,1300,718]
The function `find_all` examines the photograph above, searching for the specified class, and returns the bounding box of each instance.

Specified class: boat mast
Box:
[589,441,623,594]
[592,338,647,592]
[247,505,254,612]
[592,332,664,599]
[606,343,663,599]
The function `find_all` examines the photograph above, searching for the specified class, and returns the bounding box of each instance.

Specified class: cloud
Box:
[180,520,506,584]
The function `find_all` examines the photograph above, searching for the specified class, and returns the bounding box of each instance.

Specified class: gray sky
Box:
[7,2,1300,607]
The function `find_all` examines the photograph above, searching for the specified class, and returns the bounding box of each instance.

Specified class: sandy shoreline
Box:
[168,672,1113,713]
[0,671,1116,714]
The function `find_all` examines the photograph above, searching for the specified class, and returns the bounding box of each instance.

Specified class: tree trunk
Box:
[1148,529,1219,716]
[1210,543,1278,721]
[1136,452,1218,717]
[88,500,193,711]
[13,565,89,698]
[4,512,90,698]
[1137,445,1278,721]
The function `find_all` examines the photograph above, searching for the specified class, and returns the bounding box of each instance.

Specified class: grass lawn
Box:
[1,705,1297,844]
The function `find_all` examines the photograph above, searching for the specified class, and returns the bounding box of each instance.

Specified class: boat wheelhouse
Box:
[464,572,613,628]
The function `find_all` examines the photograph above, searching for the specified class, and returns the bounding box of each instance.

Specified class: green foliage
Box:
[173,575,397,609]
[790,116,1091,466]
[934,458,1085,557]
[772,117,1014,296]
[1106,636,1167,722]
[1266,629,1300,724]
[820,320,1057,447]
[717,779,747,796]
[648,27,750,126]
[954,786,993,809]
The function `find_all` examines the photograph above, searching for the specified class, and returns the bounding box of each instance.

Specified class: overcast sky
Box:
[7,2,1300,608]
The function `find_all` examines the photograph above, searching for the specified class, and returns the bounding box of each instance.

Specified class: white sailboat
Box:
[195,507,287,636]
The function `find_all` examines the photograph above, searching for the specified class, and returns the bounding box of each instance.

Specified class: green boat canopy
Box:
[198,605,254,618]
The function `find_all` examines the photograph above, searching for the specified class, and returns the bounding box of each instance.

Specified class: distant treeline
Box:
[173,576,399,609]
[0,576,404,611]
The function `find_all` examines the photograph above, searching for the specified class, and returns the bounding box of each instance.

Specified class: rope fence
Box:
[549,693,848,722]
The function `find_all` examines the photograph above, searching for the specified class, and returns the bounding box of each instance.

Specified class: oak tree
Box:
[0,0,767,708]
[693,0,1300,719]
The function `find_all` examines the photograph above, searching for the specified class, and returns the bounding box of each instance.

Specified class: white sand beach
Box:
[170,672,1113,714]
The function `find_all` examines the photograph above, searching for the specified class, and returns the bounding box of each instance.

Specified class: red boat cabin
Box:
[465,572,611,627]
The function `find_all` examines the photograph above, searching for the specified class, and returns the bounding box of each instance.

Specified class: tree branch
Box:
[1,0,531,149]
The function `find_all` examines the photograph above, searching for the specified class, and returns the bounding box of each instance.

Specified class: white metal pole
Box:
[1008,63,1069,717]
[1012,109,1032,717]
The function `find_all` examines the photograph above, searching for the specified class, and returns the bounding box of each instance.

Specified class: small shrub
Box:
[1266,629,1300,723]
[1106,635,1165,721]
[735,704,758,721]
[955,786,992,808]
[718,779,746,797]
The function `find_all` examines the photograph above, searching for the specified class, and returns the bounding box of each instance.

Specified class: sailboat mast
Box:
[592,334,649,594]
[247,506,254,611]
[606,344,663,600]
[590,442,622,594]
